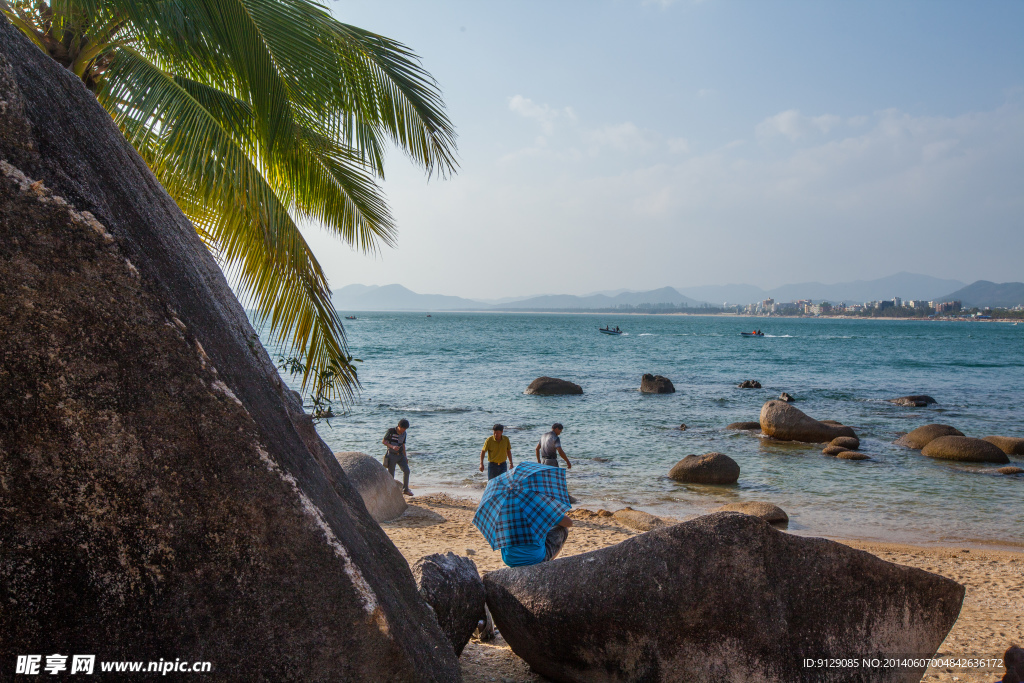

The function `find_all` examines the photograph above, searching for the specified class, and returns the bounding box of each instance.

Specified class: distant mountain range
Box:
[331,273,1023,311]
[937,280,1024,308]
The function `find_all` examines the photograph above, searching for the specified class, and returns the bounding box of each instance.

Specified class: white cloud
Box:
[508,95,574,135]
[667,137,691,154]
[585,122,653,153]
[756,109,843,141]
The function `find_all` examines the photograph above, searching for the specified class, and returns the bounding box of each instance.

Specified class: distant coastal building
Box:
[934,300,962,314]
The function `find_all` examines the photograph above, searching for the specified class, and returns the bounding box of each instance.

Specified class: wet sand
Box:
[382,493,1023,683]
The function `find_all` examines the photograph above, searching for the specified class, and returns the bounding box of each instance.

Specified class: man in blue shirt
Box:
[500,516,573,567]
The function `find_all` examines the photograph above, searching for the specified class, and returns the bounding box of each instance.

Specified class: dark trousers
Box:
[487,461,508,480]
[544,526,569,561]
[384,452,410,489]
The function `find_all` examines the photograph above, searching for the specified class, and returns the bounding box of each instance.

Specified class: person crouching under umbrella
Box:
[501,516,573,567]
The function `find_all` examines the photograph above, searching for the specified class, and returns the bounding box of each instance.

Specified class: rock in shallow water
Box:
[483,513,964,683]
[982,435,1024,456]
[831,436,861,450]
[412,552,485,656]
[996,466,1024,475]
[668,452,740,484]
[822,444,847,456]
[525,376,583,395]
[726,421,761,431]
[837,451,871,460]
[921,436,1009,464]
[640,373,675,394]
[760,400,857,443]
[894,423,964,449]
[888,395,938,407]
[737,379,762,388]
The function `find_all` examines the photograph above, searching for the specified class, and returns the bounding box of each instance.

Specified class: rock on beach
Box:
[921,436,1010,464]
[760,400,857,443]
[714,501,788,525]
[525,376,583,395]
[612,508,668,532]
[894,424,964,450]
[412,552,486,656]
[668,452,740,484]
[640,373,675,394]
[483,512,964,683]
[335,451,408,522]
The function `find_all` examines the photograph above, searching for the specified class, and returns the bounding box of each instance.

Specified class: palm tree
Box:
[2,0,456,403]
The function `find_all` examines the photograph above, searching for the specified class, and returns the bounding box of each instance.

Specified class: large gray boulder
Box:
[894,424,964,449]
[640,373,675,394]
[668,452,740,484]
[525,376,583,395]
[760,400,857,443]
[921,436,1009,464]
[0,20,458,680]
[484,513,964,683]
[335,451,408,522]
[412,553,485,657]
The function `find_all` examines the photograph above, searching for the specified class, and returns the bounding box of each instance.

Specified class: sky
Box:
[305,0,1024,299]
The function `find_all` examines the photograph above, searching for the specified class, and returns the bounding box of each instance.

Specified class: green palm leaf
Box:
[3,0,457,404]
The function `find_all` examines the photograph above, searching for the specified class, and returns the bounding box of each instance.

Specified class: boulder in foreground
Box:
[668,452,740,484]
[894,424,964,449]
[335,451,408,522]
[921,436,1009,464]
[484,513,964,683]
[0,23,457,680]
[982,435,1024,456]
[525,376,583,395]
[640,373,675,394]
[760,400,857,443]
[714,501,788,525]
[412,553,485,657]
[889,395,938,407]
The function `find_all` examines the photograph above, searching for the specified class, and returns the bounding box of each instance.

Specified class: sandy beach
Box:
[382,494,1023,683]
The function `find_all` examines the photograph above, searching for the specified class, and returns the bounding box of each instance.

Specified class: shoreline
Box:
[339,308,1020,322]
[383,493,1023,683]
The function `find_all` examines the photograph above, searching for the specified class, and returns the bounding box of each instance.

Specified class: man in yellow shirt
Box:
[479,424,514,480]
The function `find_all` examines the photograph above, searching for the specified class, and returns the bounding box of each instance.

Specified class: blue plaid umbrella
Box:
[472,462,572,550]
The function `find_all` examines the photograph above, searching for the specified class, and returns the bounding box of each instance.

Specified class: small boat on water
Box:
[344,316,356,320]
[740,331,764,337]
[599,326,623,335]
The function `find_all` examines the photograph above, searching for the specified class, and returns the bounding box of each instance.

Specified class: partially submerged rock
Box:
[737,379,762,388]
[760,400,857,443]
[779,392,795,402]
[982,435,1024,456]
[335,451,408,522]
[484,513,964,683]
[640,373,675,394]
[996,466,1024,475]
[921,436,1009,464]
[0,23,457,680]
[714,501,788,525]
[895,424,964,449]
[525,376,583,395]
[726,421,761,431]
[412,553,485,657]
[822,444,847,456]
[837,451,871,461]
[668,452,740,484]
[830,436,861,450]
[889,395,938,407]
[612,508,667,532]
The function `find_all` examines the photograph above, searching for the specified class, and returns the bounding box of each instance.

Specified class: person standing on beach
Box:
[480,424,513,479]
[383,418,413,496]
[536,423,571,469]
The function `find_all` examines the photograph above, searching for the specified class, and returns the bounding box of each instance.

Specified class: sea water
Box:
[259,313,1024,549]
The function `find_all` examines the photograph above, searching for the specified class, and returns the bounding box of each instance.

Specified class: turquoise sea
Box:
[261,313,1024,549]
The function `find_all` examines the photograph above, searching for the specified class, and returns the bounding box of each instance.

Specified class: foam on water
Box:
[259,313,1024,549]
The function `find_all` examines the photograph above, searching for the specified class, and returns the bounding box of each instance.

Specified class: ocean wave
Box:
[377,404,476,414]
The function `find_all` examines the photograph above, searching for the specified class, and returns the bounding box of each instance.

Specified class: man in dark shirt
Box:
[382,419,413,496]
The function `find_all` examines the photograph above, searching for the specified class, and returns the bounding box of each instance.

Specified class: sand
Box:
[381,493,1023,683]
